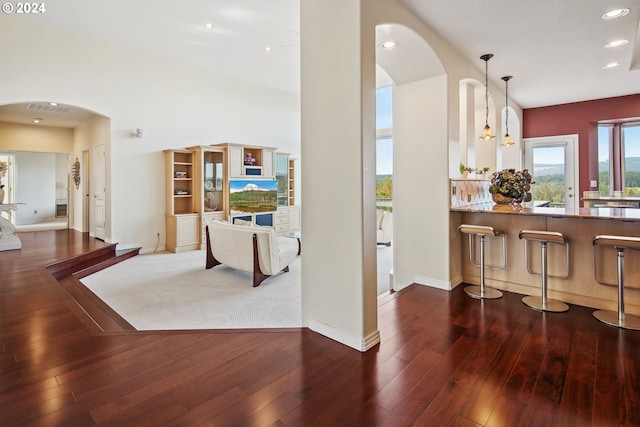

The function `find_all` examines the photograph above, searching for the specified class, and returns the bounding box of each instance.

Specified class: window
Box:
[623,123,640,195]
[598,122,640,196]
[376,85,393,207]
[598,125,612,195]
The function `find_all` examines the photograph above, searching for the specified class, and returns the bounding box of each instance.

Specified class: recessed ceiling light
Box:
[604,39,629,48]
[603,62,621,69]
[204,22,214,30]
[49,102,58,106]
[265,46,272,53]
[33,118,42,124]
[602,8,630,20]
[379,41,398,51]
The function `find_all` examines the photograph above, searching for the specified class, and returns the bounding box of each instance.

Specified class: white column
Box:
[300,0,379,351]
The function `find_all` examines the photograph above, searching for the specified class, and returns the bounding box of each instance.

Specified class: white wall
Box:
[0,14,300,251]
[55,153,68,203]
[72,115,110,233]
[14,152,56,225]
[393,75,450,289]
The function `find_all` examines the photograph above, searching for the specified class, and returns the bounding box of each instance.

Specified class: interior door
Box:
[93,144,106,240]
[524,135,579,209]
[82,149,90,232]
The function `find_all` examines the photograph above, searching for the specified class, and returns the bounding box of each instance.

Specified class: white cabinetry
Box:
[288,206,301,231]
[216,143,277,179]
[275,208,289,234]
[275,206,301,235]
[229,146,244,178]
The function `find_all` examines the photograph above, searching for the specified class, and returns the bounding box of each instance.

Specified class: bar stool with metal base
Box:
[592,235,640,330]
[519,230,570,312]
[458,224,506,299]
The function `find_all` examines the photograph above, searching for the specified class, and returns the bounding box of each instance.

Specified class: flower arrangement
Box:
[0,161,7,177]
[489,168,533,204]
[244,153,256,166]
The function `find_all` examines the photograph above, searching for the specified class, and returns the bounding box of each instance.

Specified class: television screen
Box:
[229,180,277,214]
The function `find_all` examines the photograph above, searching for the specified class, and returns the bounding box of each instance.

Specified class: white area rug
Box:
[81,248,302,330]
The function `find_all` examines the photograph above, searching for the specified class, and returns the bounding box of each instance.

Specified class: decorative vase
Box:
[492,193,515,205]
[0,187,4,204]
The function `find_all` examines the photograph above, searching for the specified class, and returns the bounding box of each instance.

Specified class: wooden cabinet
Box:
[188,145,228,249]
[165,149,195,215]
[215,143,277,179]
[288,158,296,206]
[165,214,200,253]
[276,153,296,207]
[275,153,299,234]
[164,149,198,253]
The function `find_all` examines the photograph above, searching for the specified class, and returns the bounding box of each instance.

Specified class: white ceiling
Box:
[403,0,640,109]
[1,0,639,127]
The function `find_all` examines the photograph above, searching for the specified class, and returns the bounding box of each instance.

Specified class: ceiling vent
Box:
[26,103,70,113]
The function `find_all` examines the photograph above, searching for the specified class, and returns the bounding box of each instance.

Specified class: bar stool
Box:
[519,230,570,312]
[592,235,640,330]
[458,224,506,299]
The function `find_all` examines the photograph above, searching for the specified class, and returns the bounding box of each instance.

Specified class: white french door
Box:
[93,144,106,240]
[524,135,579,210]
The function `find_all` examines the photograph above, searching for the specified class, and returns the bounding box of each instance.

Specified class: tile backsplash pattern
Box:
[450,179,491,208]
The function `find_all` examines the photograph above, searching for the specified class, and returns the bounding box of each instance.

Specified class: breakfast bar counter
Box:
[450,204,640,315]
[451,203,640,221]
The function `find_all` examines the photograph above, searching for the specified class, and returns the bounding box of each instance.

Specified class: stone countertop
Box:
[582,196,640,201]
[451,203,640,221]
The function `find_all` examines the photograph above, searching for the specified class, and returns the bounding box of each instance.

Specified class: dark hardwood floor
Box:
[1,230,639,426]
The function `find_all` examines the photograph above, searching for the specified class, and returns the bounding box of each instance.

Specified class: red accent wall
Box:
[523,94,640,205]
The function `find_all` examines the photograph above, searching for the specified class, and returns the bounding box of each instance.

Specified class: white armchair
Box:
[205,220,298,287]
[376,209,393,246]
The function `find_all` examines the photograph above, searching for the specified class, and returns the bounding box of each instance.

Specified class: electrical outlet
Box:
[590,180,597,187]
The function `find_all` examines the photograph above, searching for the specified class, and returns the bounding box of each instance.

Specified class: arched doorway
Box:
[375,22,447,293]
[0,102,108,235]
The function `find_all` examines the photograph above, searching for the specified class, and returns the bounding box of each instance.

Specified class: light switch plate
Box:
[590,180,597,187]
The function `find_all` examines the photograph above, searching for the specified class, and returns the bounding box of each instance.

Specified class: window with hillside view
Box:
[598,125,611,195]
[531,146,566,206]
[376,85,393,209]
[598,122,640,196]
[623,124,640,195]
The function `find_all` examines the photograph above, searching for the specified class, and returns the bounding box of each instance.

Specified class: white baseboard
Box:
[308,318,380,352]
[413,275,456,290]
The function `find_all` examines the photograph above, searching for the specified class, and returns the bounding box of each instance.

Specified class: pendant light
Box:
[479,54,495,141]
[501,75,514,147]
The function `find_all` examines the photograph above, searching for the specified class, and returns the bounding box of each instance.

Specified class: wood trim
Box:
[252,233,269,287]
[205,225,221,269]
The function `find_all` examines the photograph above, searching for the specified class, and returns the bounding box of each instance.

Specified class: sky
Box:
[598,124,640,163]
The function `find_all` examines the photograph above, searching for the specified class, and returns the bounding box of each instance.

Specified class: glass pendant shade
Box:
[501,133,514,146]
[479,54,495,141]
[481,124,494,141]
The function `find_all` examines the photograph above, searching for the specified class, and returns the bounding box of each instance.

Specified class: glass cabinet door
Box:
[276,155,288,206]
[204,151,224,212]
